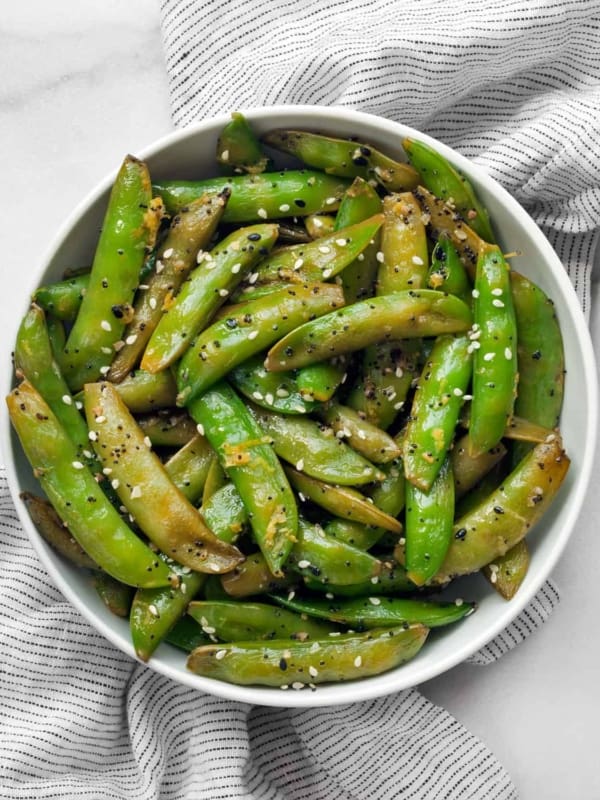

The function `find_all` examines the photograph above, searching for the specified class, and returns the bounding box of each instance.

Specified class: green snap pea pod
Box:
[201,482,248,540]
[45,315,66,365]
[152,171,351,219]
[323,519,384,551]
[63,156,163,391]
[7,381,170,588]
[176,282,345,406]
[428,236,472,303]
[295,360,346,402]
[482,539,530,600]
[187,382,298,576]
[186,624,428,687]
[402,333,473,491]
[201,455,228,505]
[369,455,406,517]
[405,457,455,586]
[32,273,89,321]
[288,518,382,586]
[304,214,336,239]
[106,368,178,412]
[249,405,385,485]
[84,381,244,574]
[403,138,495,242]
[272,593,475,629]
[319,402,401,464]
[221,552,296,598]
[376,193,429,295]
[434,436,570,582]
[451,433,507,499]
[109,192,229,382]
[188,600,337,642]
[503,416,555,443]
[229,353,318,415]
[261,129,420,192]
[334,177,382,303]
[142,223,279,373]
[163,434,214,503]
[303,563,416,597]
[284,466,403,534]
[216,112,270,174]
[454,460,508,518]
[136,411,197,448]
[165,616,211,652]
[92,572,134,618]
[14,304,90,457]
[265,290,472,372]
[470,244,518,455]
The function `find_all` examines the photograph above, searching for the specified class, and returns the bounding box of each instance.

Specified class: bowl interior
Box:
[1,106,596,706]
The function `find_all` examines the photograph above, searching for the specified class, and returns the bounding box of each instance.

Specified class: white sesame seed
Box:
[276,388,290,398]
[491,287,503,296]
[279,203,290,213]
[252,391,264,401]
[412,255,424,266]
[202,625,216,635]
[148,604,159,617]
[296,459,305,471]
[62,394,72,406]
[111,479,120,490]
[196,423,205,437]
[453,387,464,397]
[483,352,496,362]
[309,666,318,678]
[376,251,385,263]
[163,248,174,259]
[462,394,473,401]
[257,208,268,219]
[196,250,206,263]
[298,492,306,503]
[354,655,363,668]
[180,582,187,594]
[454,228,467,240]
[371,576,379,584]
[369,597,381,605]
[247,330,258,340]
[99,365,110,375]
[101,346,112,355]
[218,288,229,297]
[472,289,480,298]
[280,684,289,690]
[335,238,347,247]
[265,393,274,405]
[88,430,98,441]
[130,485,142,499]
[215,649,227,660]
[95,415,106,424]
[248,272,259,284]
[287,590,296,602]
[504,347,513,359]
[297,560,311,570]
[72,461,85,470]
[292,681,305,690]
[156,260,165,274]
[125,334,138,345]
[394,401,404,410]
[102,468,112,475]
[149,297,157,310]
[293,258,304,271]
[325,196,336,205]
[100,320,112,332]
[455,597,464,606]
[143,436,152,449]
[492,299,505,308]
[322,268,333,279]
[220,149,229,162]
[231,262,242,274]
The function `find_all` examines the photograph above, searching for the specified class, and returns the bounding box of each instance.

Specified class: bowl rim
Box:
[2,104,597,707]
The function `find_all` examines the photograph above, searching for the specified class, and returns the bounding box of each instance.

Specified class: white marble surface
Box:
[1,2,599,797]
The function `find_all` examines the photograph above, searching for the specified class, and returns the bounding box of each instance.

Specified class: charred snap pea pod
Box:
[249,405,384,485]
[187,382,298,576]
[108,368,178,412]
[428,236,472,303]
[7,381,171,588]
[216,112,270,174]
[285,466,403,534]
[142,223,279,373]
[188,600,337,642]
[32,273,89,321]
[470,244,518,455]
[402,333,473,491]
[377,193,429,295]
[262,130,421,192]
[84,381,243,575]
[451,433,507,500]
[403,138,495,242]
[163,434,214,503]
[303,563,416,597]
[229,353,318,415]
[272,593,475,630]
[319,402,401,464]
[482,539,530,600]
[186,624,429,687]
[92,572,134,618]
[265,290,473,372]
[434,436,570,582]
[176,282,345,406]
[324,519,385,551]
[152,170,351,219]
[63,156,163,391]
[405,457,455,586]
[109,192,229,382]
[221,552,296,598]
[295,360,346,403]
[136,411,197,448]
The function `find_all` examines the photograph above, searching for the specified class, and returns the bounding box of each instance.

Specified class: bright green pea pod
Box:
[265,290,472,372]
[295,360,346,402]
[109,192,229,382]
[405,457,455,586]
[320,402,401,464]
[470,244,518,455]
[403,138,495,242]
[45,316,66,365]
[109,368,178,412]
[288,518,382,586]
[249,405,384,485]
[136,411,197,447]
[142,223,279,373]
[451,432,507,500]
[63,156,162,391]
[14,304,90,457]
[221,552,296,598]
[323,519,384,551]
[272,593,475,629]
[369,455,406,517]
[92,572,134,618]
[153,171,351,219]
[285,466,403,534]
[303,563,416,597]
[377,193,429,294]
[434,436,570,582]
[262,130,420,192]
[7,381,171,588]
[186,624,429,687]
[201,482,248,541]
[165,616,211,652]
[229,353,318,415]
[187,382,298,576]
[163,434,214,503]
[84,381,244,575]
[402,333,473,491]
[216,112,270,174]
[428,236,472,303]
[33,273,89,321]
[304,214,336,239]
[482,539,530,600]
[176,282,345,406]
[188,600,336,642]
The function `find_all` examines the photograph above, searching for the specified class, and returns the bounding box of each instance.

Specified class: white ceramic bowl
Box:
[2,106,597,707]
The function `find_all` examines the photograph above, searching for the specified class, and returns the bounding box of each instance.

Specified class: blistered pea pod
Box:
[188,600,338,642]
[7,381,171,588]
[469,244,518,455]
[186,624,429,687]
[176,282,345,407]
[261,129,421,192]
[376,193,430,295]
[152,170,351,219]
[62,156,163,391]
[142,223,279,373]
[272,593,475,630]
[92,573,135,618]
[33,272,89,322]
[221,552,296,599]
[229,353,318,415]
[482,540,530,600]
[428,236,472,304]
[216,111,270,174]
[403,138,495,242]
[319,401,402,464]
